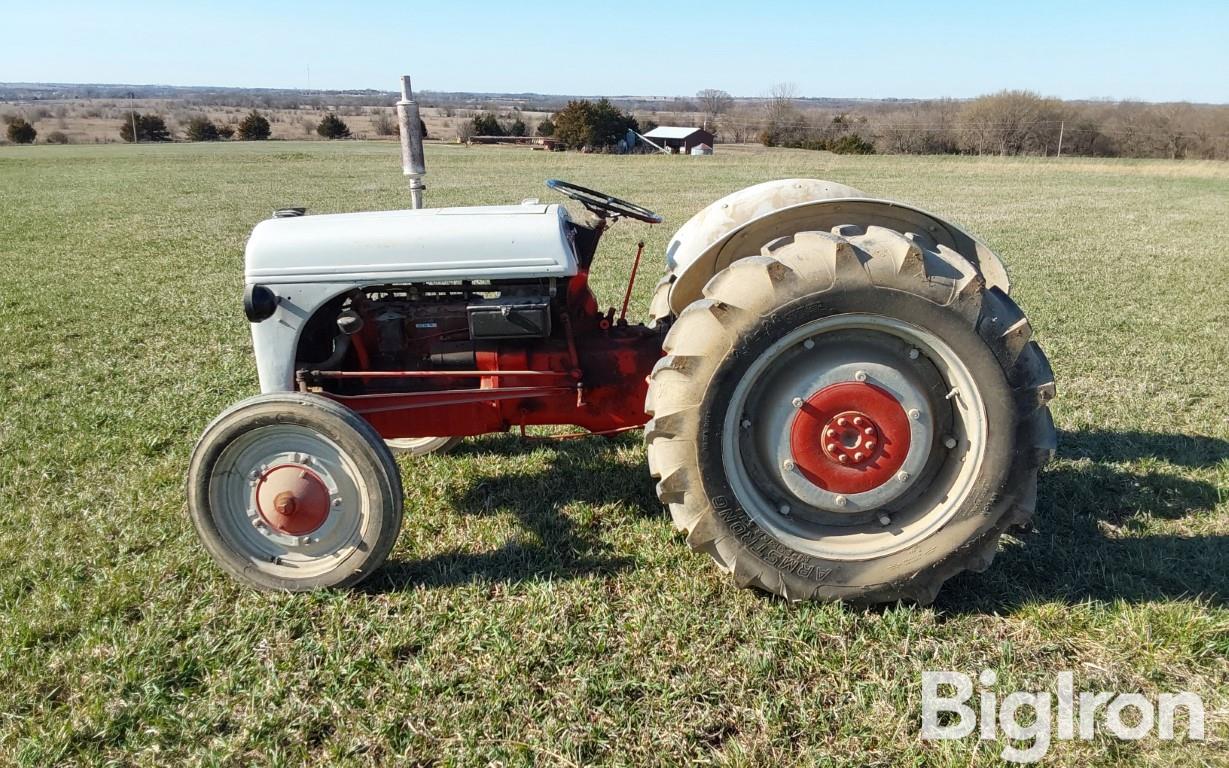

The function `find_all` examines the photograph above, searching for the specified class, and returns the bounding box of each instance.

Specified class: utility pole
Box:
[1056,120,1064,158]
[128,92,138,144]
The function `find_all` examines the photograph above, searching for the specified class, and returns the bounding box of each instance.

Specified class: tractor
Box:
[188,78,1055,603]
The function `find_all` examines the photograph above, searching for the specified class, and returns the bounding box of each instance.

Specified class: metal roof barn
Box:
[642,126,715,154]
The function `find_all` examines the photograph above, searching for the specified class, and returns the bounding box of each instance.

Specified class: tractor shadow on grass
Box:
[369,427,1228,608]
[371,433,655,590]
[938,428,1229,613]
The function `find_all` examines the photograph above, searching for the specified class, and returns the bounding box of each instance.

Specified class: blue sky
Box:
[3,1,1226,102]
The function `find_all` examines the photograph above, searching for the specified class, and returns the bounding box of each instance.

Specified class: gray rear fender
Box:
[653,178,1011,321]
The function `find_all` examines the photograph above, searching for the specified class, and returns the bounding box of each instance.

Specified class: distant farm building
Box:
[690,143,714,156]
[642,126,715,154]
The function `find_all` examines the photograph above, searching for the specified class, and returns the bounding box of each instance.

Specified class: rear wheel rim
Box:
[209,424,372,578]
[721,313,988,561]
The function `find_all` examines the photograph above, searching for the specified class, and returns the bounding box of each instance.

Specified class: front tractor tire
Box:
[188,393,404,591]
[645,226,1055,604]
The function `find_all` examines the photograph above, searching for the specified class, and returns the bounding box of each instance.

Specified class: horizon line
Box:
[1,81,1222,108]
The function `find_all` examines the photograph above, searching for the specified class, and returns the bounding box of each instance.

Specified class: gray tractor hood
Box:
[244,203,578,285]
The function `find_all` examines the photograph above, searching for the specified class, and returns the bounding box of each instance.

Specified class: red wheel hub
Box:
[789,382,911,494]
[255,464,330,535]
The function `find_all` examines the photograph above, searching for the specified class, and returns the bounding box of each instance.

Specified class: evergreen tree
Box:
[186,116,220,141]
[6,118,36,144]
[237,110,271,140]
[316,113,351,139]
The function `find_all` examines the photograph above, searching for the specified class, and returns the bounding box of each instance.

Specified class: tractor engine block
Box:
[294,278,663,439]
[356,281,554,371]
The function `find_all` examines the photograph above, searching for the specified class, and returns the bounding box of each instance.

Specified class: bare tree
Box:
[761,82,804,145]
[696,88,733,132]
[1107,103,1169,158]
[725,106,759,144]
[959,90,1062,156]
[371,109,397,136]
[877,105,928,154]
[1184,104,1229,159]
[766,82,799,120]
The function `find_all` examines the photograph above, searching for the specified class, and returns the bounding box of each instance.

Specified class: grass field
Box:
[1,141,1227,766]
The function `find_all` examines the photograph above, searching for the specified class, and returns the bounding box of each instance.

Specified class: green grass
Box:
[1,141,1227,766]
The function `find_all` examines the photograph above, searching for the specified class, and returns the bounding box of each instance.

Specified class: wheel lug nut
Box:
[854,370,868,382]
[826,443,839,453]
[908,408,921,420]
[778,504,791,516]
[791,397,804,409]
[908,348,920,360]
[896,471,910,482]
[331,497,342,508]
[854,452,865,462]
[803,339,815,350]
[834,495,848,507]
[864,441,876,450]
[863,427,874,435]
[837,417,848,427]
[783,459,796,472]
[944,436,957,449]
[826,429,838,438]
[838,455,849,464]
[878,513,892,526]
[741,419,752,428]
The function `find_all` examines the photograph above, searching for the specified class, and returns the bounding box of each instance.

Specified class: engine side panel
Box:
[251,281,355,392]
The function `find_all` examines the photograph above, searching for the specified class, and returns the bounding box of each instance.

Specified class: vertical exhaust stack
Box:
[397,75,427,209]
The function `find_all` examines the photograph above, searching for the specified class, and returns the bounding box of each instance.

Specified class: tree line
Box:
[0,109,387,144]
[704,86,1229,159]
[6,86,1226,158]
[446,87,1229,158]
[455,98,639,151]
[114,110,371,142]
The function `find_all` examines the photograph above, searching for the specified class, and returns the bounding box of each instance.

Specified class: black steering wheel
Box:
[546,179,663,224]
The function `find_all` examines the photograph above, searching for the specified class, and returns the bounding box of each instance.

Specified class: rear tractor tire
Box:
[188,392,404,591]
[645,225,1055,604]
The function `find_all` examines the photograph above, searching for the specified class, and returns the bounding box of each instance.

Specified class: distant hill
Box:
[0,81,929,113]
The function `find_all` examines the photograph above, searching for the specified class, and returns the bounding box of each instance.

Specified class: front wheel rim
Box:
[209,423,372,579]
[721,313,988,561]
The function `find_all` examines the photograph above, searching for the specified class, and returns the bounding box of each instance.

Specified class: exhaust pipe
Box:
[397,75,426,209]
